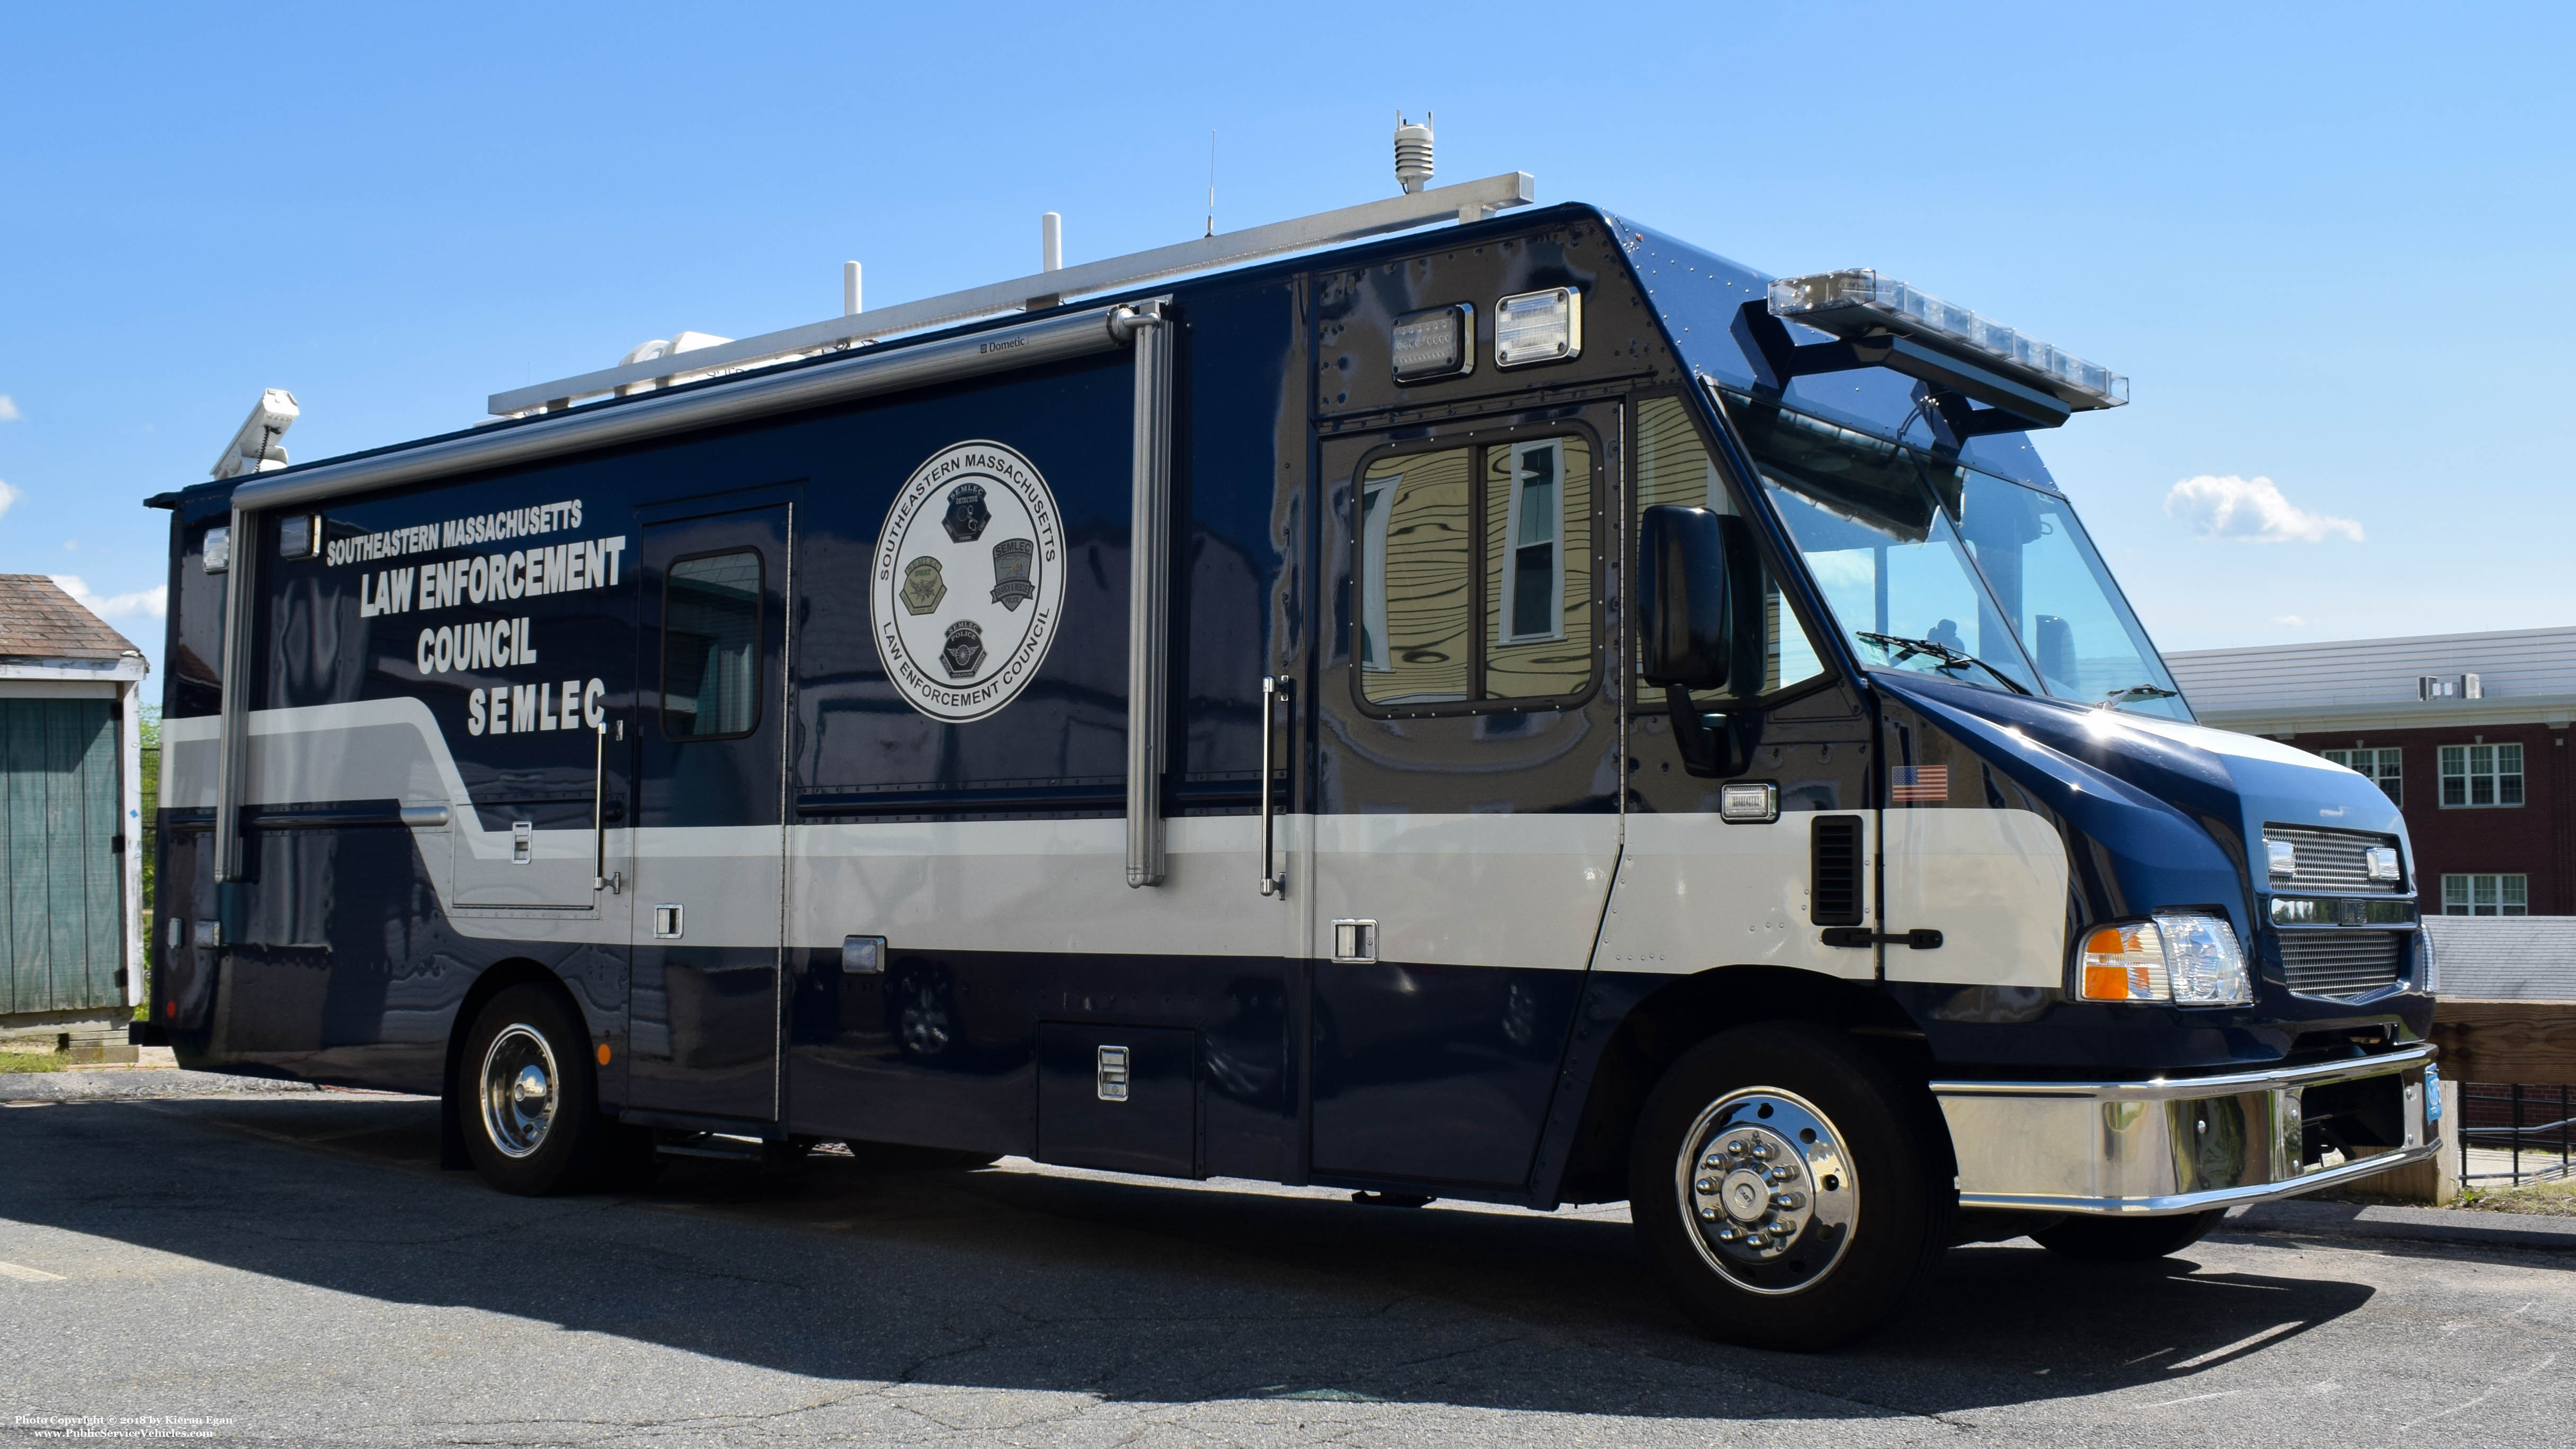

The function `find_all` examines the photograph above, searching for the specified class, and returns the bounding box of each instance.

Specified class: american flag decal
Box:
[1889,766,1949,803]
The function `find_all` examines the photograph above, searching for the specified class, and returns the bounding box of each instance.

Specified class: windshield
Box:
[1723,390,2191,720]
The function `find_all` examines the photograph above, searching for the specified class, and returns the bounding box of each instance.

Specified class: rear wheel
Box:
[460,985,620,1195]
[1629,1024,1949,1351]
[2033,1210,2224,1262]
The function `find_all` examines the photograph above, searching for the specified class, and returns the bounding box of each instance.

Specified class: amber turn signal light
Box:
[2077,921,2169,1002]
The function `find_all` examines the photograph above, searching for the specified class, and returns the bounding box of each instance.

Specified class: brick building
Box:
[2164,626,2576,917]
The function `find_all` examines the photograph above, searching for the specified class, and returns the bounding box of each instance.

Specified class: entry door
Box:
[625,503,793,1122]
[1,696,126,1015]
[1303,414,1625,1188]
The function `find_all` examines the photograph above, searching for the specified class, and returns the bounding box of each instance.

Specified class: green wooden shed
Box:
[0,574,149,1061]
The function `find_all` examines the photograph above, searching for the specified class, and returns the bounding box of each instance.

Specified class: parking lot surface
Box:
[3,1088,2571,1447]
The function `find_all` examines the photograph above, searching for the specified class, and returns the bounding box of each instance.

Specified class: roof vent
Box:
[1394,112,1434,194]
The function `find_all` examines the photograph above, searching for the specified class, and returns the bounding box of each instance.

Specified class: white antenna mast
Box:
[1206,130,1216,238]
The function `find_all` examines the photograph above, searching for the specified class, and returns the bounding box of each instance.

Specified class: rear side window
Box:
[662,550,763,739]
[1357,432,1594,709]
[1359,448,1475,704]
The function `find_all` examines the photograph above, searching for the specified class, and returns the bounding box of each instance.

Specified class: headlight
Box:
[2159,913,2252,1005]
[2075,911,2251,1007]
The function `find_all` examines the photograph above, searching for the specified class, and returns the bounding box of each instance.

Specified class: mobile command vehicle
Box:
[147,130,2443,1348]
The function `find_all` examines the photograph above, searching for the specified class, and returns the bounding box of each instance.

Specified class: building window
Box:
[2322,747,2402,806]
[1495,439,1566,646]
[2443,874,2528,915]
[2438,743,2523,807]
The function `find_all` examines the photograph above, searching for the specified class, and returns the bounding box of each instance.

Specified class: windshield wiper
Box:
[2098,684,2180,709]
[1856,632,2032,696]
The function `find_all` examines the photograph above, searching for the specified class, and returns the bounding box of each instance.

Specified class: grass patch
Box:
[0,1051,66,1074]
[2463,1178,2576,1217]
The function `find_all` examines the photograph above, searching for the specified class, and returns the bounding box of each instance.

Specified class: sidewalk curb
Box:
[1,1069,328,1104]
[2225,1198,2576,1253]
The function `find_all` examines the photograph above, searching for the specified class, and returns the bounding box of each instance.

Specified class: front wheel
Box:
[1629,1024,1949,1351]
[459,985,622,1195]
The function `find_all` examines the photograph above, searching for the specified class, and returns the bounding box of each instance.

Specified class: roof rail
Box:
[487,171,1536,417]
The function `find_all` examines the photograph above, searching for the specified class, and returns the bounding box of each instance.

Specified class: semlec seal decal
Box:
[871,440,1064,722]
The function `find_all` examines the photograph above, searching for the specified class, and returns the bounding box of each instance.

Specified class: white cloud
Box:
[2163,474,2364,544]
[53,575,167,621]
[2274,615,2306,627]
[0,395,19,421]
[0,479,18,519]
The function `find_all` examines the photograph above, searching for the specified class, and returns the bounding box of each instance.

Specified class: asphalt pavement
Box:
[2,1079,2571,1447]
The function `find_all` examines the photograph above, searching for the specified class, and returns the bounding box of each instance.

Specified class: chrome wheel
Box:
[479,1024,559,1159]
[1676,1087,1858,1295]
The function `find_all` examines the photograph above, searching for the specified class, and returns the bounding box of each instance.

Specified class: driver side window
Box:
[1632,395,1826,704]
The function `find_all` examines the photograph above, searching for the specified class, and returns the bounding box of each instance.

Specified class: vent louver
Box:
[1812,815,1866,927]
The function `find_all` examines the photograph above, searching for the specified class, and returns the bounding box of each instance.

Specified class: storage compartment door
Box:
[1036,1023,1198,1178]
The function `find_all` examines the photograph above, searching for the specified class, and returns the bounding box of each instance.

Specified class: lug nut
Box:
[1695,1178,1715,1194]
[1743,1233,1766,1249]
[1716,1226,1737,1241]
[1749,1143,1772,1160]
[1698,1207,1718,1221]
[1726,1140,1747,1156]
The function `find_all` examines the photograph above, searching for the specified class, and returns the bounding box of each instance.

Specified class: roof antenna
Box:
[1206,130,1217,237]
[1395,111,1434,194]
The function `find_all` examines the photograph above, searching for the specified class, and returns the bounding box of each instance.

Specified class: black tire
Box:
[458,985,618,1196]
[1629,1024,1949,1352]
[2032,1210,2224,1263]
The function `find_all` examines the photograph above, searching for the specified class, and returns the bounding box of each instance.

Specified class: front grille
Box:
[2279,931,2406,998]
[2263,824,2401,894]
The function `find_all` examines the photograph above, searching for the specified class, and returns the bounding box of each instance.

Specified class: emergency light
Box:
[1766,270,2128,411]
[1391,304,1473,381]
[1495,287,1581,368]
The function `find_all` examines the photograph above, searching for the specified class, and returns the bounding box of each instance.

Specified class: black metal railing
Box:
[2458,1082,2576,1185]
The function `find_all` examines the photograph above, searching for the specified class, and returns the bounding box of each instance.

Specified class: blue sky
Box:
[4,2,2569,681]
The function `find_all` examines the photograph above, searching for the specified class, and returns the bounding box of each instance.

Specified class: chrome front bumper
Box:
[1935,1043,2440,1216]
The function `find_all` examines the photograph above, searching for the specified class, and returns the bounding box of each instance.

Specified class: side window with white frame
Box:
[2443,873,2528,915]
[2439,742,2522,807]
[2322,747,2402,806]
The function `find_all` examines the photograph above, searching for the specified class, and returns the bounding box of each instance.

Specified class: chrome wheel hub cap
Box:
[1677,1088,1857,1295]
[480,1025,558,1160]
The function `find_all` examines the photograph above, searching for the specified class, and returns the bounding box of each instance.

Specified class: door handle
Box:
[1258,675,1291,899]
[593,721,621,895]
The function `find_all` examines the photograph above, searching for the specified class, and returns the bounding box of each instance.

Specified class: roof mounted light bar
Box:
[488,171,1537,418]
[1736,269,2128,445]
[1771,271,2127,410]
